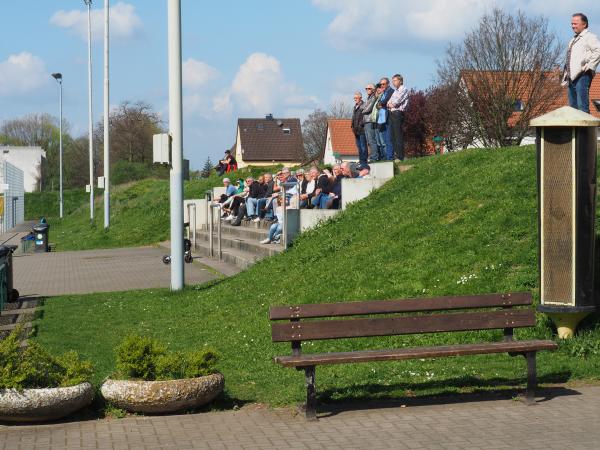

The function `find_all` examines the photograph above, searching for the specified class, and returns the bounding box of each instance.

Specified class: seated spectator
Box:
[357,164,371,178]
[246,175,265,221]
[341,161,359,178]
[216,150,237,176]
[260,196,283,244]
[327,165,346,209]
[257,173,275,221]
[217,178,237,203]
[223,177,251,221]
[299,168,317,208]
[310,167,333,209]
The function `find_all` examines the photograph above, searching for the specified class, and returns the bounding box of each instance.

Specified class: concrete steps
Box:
[193,218,283,271]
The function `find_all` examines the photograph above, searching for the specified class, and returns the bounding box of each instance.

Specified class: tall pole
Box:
[52,73,64,218]
[103,0,110,228]
[168,0,184,290]
[85,0,94,221]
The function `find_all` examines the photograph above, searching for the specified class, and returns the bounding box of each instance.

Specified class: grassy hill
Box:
[24,166,279,251]
[33,146,600,409]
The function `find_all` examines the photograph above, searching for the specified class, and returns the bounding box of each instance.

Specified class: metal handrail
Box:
[209,203,222,260]
[204,189,212,231]
[187,203,197,248]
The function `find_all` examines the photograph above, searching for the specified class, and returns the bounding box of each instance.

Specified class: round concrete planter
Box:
[0,382,94,423]
[100,373,224,414]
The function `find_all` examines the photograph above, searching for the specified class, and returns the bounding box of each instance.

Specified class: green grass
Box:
[33,146,600,408]
[24,166,281,251]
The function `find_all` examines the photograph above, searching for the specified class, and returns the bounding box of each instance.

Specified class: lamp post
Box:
[103,0,110,229]
[84,0,94,221]
[168,0,184,290]
[51,73,63,219]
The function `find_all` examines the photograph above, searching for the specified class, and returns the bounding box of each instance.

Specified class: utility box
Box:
[530,106,600,338]
[153,133,171,164]
[97,176,105,189]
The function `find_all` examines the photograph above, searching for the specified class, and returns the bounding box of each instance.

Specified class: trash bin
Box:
[20,232,35,253]
[32,223,50,253]
[0,245,18,304]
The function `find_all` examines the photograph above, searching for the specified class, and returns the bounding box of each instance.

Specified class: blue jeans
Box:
[384,119,394,160]
[568,71,593,113]
[311,193,331,209]
[246,197,259,217]
[376,124,387,161]
[355,133,368,165]
[268,222,282,242]
[257,197,274,219]
[364,123,379,161]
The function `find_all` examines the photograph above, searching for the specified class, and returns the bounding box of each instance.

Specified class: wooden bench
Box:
[270,292,558,420]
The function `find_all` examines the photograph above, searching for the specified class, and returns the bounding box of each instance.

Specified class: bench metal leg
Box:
[524,351,536,405]
[304,366,317,421]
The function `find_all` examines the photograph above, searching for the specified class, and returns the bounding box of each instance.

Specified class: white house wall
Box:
[0,146,45,192]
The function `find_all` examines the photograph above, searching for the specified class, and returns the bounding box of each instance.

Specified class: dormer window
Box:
[282,128,291,134]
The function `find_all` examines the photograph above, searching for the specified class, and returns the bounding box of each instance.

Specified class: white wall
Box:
[0,146,45,192]
[0,160,25,233]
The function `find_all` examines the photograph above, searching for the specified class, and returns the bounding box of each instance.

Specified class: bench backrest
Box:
[270,293,533,344]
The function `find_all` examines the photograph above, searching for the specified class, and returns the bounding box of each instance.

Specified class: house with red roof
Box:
[323,119,359,165]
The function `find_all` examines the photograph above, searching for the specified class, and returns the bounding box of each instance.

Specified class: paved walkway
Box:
[13,247,219,296]
[1,385,599,449]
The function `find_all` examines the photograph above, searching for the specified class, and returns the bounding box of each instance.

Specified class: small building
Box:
[323,119,359,165]
[0,146,46,192]
[232,115,305,168]
[0,159,25,233]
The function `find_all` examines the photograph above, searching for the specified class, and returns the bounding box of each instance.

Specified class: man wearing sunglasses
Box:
[376,77,395,160]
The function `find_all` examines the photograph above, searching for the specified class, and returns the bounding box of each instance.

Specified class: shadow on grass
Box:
[316,371,573,417]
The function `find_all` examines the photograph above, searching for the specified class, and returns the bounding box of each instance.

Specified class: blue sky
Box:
[1,0,599,169]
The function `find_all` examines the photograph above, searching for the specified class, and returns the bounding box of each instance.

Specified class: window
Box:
[282,128,291,134]
[257,123,264,130]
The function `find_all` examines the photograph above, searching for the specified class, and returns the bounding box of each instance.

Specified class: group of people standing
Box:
[351,74,409,167]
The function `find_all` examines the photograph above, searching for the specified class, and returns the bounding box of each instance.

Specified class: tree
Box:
[201,157,213,178]
[301,101,354,163]
[436,8,562,147]
[403,90,430,157]
[95,100,164,167]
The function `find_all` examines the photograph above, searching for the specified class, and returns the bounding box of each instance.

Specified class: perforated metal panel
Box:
[541,127,575,306]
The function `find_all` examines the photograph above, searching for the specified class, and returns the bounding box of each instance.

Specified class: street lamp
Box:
[103,0,110,229]
[84,0,94,221]
[51,73,63,219]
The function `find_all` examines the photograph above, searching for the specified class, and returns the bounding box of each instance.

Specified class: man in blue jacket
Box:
[376,77,394,160]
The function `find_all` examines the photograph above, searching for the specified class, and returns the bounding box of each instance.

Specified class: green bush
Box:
[0,326,93,389]
[114,335,218,381]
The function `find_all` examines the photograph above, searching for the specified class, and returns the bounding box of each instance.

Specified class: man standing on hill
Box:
[562,13,600,113]
[388,74,409,161]
[351,92,368,166]
[376,77,395,160]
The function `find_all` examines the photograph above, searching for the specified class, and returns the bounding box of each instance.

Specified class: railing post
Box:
[282,185,287,250]
[217,206,222,260]
[204,189,212,231]
[209,202,214,258]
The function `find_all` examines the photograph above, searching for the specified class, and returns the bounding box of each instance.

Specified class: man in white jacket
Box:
[562,13,600,113]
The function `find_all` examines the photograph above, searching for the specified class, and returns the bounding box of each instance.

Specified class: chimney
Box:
[265,113,274,120]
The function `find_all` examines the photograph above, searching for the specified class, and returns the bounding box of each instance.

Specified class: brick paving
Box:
[1,386,599,449]
[13,246,218,296]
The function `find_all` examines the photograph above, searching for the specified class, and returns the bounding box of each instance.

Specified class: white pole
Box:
[58,77,63,219]
[103,0,110,228]
[168,0,184,290]
[86,0,95,221]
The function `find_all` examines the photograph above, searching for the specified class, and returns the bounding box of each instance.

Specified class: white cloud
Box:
[213,52,319,116]
[183,58,219,89]
[0,52,49,97]
[50,2,142,41]
[312,0,600,49]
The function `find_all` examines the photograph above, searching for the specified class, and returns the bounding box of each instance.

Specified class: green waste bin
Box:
[0,247,11,311]
[33,223,50,253]
[0,245,18,303]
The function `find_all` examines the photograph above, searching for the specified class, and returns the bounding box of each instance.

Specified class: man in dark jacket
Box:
[245,177,263,220]
[351,92,368,166]
[376,77,395,160]
[256,173,275,220]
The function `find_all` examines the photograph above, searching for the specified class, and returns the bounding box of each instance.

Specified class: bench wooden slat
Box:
[269,292,532,320]
[271,309,535,342]
[273,340,558,367]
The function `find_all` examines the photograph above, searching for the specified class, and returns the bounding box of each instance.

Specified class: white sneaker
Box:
[224,215,234,221]
[260,238,271,244]
[252,217,261,223]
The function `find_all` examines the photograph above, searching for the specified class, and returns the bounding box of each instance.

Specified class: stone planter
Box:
[0,382,94,423]
[100,373,224,414]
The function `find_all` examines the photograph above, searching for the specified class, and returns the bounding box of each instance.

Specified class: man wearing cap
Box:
[562,13,600,113]
[388,74,409,161]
